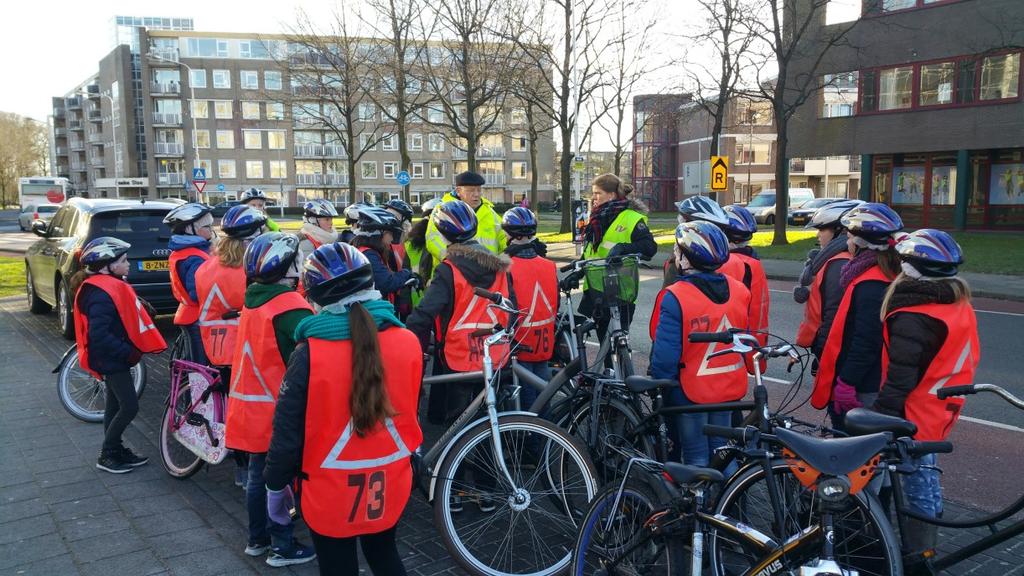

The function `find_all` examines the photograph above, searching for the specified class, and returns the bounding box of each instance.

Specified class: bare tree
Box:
[0,113,48,207]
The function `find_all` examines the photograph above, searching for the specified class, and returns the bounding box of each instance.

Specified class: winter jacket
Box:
[649,272,731,384]
[243,283,314,364]
[77,283,140,375]
[169,235,210,302]
[835,278,889,394]
[795,233,849,302]
[362,246,413,297]
[812,258,847,359]
[872,280,956,418]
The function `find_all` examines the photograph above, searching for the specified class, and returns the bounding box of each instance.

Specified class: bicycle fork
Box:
[482,341,522,501]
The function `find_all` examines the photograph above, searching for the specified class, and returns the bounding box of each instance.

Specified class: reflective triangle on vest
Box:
[695,316,744,376]
[229,341,276,403]
[136,299,157,333]
[198,283,238,327]
[521,281,556,329]
[452,294,503,330]
[320,418,412,470]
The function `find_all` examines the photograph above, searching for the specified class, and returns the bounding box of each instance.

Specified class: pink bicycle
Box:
[159,359,231,478]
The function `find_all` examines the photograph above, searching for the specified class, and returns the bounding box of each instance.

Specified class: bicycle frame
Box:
[167,360,226,445]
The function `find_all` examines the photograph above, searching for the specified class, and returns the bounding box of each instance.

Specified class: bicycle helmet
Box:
[420,197,442,217]
[722,205,757,243]
[841,203,904,245]
[354,206,401,237]
[895,229,964,278]
[239,187,266,204]
[676,195,730,226]
[220,205,267,239]
[385,199,414,223]
[432,200,478,244]
[501,206,537,239]
[344,202,373,224]
[302,242,374,306]
[806,199,864,230]
[80,237,131,271]
[303,199,339,219]
[674,221,731,272]
[243,232,301,284]
[163,202,213,233]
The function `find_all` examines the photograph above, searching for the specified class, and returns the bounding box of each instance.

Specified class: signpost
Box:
[396,170,411,187]
[192,168,207,202]
[710,156,729,192]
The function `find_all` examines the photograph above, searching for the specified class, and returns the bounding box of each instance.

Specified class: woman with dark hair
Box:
[350,206,418,317]
[263,242,422,576]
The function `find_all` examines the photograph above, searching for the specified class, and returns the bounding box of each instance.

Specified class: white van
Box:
[745,188,815,225]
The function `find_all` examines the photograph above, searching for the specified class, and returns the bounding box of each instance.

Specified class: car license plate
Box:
[140,260,169,271]
[793,216,806,223]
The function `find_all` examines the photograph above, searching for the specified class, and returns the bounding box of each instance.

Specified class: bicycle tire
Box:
[615,345,634,379]
[564,395,655,485]
[57,350,147,423]
[159,381,205,479]
[571,480,684,576]
[433,413,600,576]
[709,460,902,576]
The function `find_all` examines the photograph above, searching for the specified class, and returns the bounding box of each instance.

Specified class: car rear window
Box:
[90,211,172,242]
[38,205,60,213]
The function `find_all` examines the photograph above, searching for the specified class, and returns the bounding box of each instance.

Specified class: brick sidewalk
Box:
[0,295,1021,575]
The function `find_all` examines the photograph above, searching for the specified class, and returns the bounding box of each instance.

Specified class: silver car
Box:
[18,204,60,231]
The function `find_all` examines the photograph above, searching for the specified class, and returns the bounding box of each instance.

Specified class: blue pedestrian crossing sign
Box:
[192,168,207,181]
[396,171,411,186]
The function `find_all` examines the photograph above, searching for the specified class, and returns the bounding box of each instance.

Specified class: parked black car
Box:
[787,197,841,226]
[211,199,241,217]
[24,198,180,340]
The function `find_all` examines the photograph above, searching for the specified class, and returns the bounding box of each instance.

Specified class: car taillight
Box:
[73,248,82,266]
[33,212,39,220]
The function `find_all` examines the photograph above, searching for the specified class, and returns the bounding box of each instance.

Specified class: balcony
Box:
[482,173,505,186]
[153,142,185,156]
[151,81,182,95]
[452,146,505,160]
[87,132,104,144]
[296,173,324,186]
[56,170,70,179]
[71,162,86,171]
[89,155,105,168]
[54,128,67,138]
[324,173,349,186]
[55,146,68,156]
[88,110,103,122]
[323,144,347,158]
[157,172,185,186]
[66,97,82,110]
[152,112,182,125]
[70,139,85,151]
[53,109,66,118]
[294,144,324,158]
[68,120,83,131]
[149,47,179,63]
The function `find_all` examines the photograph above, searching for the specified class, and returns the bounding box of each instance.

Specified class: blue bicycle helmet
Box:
[895,229,964,278]
[385,199,414,223]
[302,242,374,306]
[841,203,904,245]
[722,205,757,243]
[676,195,730,226]
[501,207,538,238]
[221,205,267,239]
[80,236,130,271]
[806,199,864,230]
[674,221,731,272]
[432,200,478,244]
[243,232,301,284]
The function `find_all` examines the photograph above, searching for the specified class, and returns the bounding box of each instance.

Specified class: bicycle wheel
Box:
[571,480,684,576]
[57,350,146,423]
[564,395,655,484]
[709,460,902,576]
[433,413,599,576]
[159,380,204,479]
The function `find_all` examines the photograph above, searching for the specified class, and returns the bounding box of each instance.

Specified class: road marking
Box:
[768,289,1023,317]
[959,416,1024,433]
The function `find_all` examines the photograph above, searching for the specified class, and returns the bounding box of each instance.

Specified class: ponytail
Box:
[592,173,634,199]
[349,302,395,436]
[68,270,89,300]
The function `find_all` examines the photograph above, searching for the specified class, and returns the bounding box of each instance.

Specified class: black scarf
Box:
[585,199,630,248]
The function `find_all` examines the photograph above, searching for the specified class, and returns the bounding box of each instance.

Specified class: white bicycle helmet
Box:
[420,197,442,216]
[163,202,213,233]
[304,199,339,219]
[240,187,266,204]
[806,199,864,230]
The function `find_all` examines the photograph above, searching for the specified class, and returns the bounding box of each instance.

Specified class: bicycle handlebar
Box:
[936,383,1024,410]
[473,287,504,304]
[936,385,977,399]
[689,331,735,344]
[907,440,954,457]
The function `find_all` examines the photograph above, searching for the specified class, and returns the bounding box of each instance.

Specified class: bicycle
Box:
[54,344,147,423]
[158,358,231,478]
[419,287,600,576]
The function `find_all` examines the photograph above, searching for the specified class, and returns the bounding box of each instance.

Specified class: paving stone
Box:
[78,548,168,576]
[0,497,49,524]
[0,532,69,570]
[166,548,259,576]
[7,552,81,576]
[66,527,148,563]
[120,493,191,518]
[0,514,57,545]
[135,508,206,538]
[42,478,109,505]
[49,493,118,522]
[59,510,133,542]
[145,526,225,559]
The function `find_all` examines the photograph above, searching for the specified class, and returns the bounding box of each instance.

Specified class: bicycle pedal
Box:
[185,413,209,427]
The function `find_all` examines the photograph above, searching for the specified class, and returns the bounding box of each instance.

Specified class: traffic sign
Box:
[396,171,411,186]
[573,159,585,172]
[195,181,207,194]
[192,168,207,181]
[710,156,729,191]
[217,183,225,191]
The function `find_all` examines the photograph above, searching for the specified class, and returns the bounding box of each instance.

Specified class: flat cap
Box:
[454,171,485,187]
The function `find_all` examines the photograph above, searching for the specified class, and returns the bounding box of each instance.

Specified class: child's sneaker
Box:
[118,446,149,467]
[266,540,316,567]
[245,539,271,556]
[96,452,132,474]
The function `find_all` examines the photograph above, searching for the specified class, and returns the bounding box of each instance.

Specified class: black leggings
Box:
[102,370,138,454]
[310,526,407,576]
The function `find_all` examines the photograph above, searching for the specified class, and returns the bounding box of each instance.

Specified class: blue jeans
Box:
[246,452,293,547]
[518,360,550,412]
[903,453,942,518]
[184,323,208,365]
[663,386,731,467]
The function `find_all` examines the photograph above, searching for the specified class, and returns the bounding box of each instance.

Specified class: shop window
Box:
[980,53,1020,101]
[919,62,956,106]
[930,166,957,205]
[879,67,914,110]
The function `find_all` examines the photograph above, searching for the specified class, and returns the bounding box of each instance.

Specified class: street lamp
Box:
[83,90,119,199]
[147,50,202,202]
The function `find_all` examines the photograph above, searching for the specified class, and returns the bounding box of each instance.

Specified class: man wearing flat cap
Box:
[425,170,506,263]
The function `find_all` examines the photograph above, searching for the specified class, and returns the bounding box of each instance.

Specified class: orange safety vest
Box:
[509,255,558,362]
[169,246,209,325]
[720,253,770,373]
[650,277,751,403]
[225,291,313,453]
[795,252,851,348]
[438,263,510,372]
[881,301,979,441]
[73,274,168,379]
[301,330,423,538]
[194,256,246,366]
[391,243,406,266]
[811,265,892,410]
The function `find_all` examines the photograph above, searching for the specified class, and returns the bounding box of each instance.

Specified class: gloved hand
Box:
[793,285,810,304]
[605,244,625,259]
[832,378,862,415]
[266,485,295,526]
[127,346,143,366]
[405,273,424,290]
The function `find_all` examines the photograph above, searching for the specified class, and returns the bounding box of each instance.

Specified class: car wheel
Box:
[56,279,75,341]
[765,215,775,226]
[26,266,52,314]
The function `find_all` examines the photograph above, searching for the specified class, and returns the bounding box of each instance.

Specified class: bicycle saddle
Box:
[624,376,678,393]
[774,427,888,477]
[664,462,724,486]
[843,408,918,438]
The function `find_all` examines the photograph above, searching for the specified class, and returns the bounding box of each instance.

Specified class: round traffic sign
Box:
[46,189,65,203]
[396,171,411,186]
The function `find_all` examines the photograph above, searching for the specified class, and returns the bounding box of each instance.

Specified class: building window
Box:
[267,130,286,150]
[265,71,283,90]
[511,161,528,179]
[931,165,957,205]
[383,162,398,178]
[241,70,259,90]
[190,69,206,88]
[243,130,262,149]
[218,159,236,179]
[427,106,444,123]
[214,100,232,119]
[412,163,424,179]
[919,62,956,106]
[194,129,210,149]
[358,103,375,122]
[382,135,398,151]
[190,100,208,118]
[216,130,234,149]
[980,53,1021,101]
[242,101,261,120]
[361,161,378,179]
[878,66,913,110]
[360,133,374,152]
[735,141,771,165]
[269,160,287,179]
[240,39,272,59]
[512,135,528,152]
[428,133,445,152]
[820,72,858,117]
[429,162,445,179]
[213,70,231,89]
[246,160,264,179]
[195,159,212,176]
[187,38,229,58]
[409,133,423,151]
[266,102,285,120]
[510,108,527,126]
